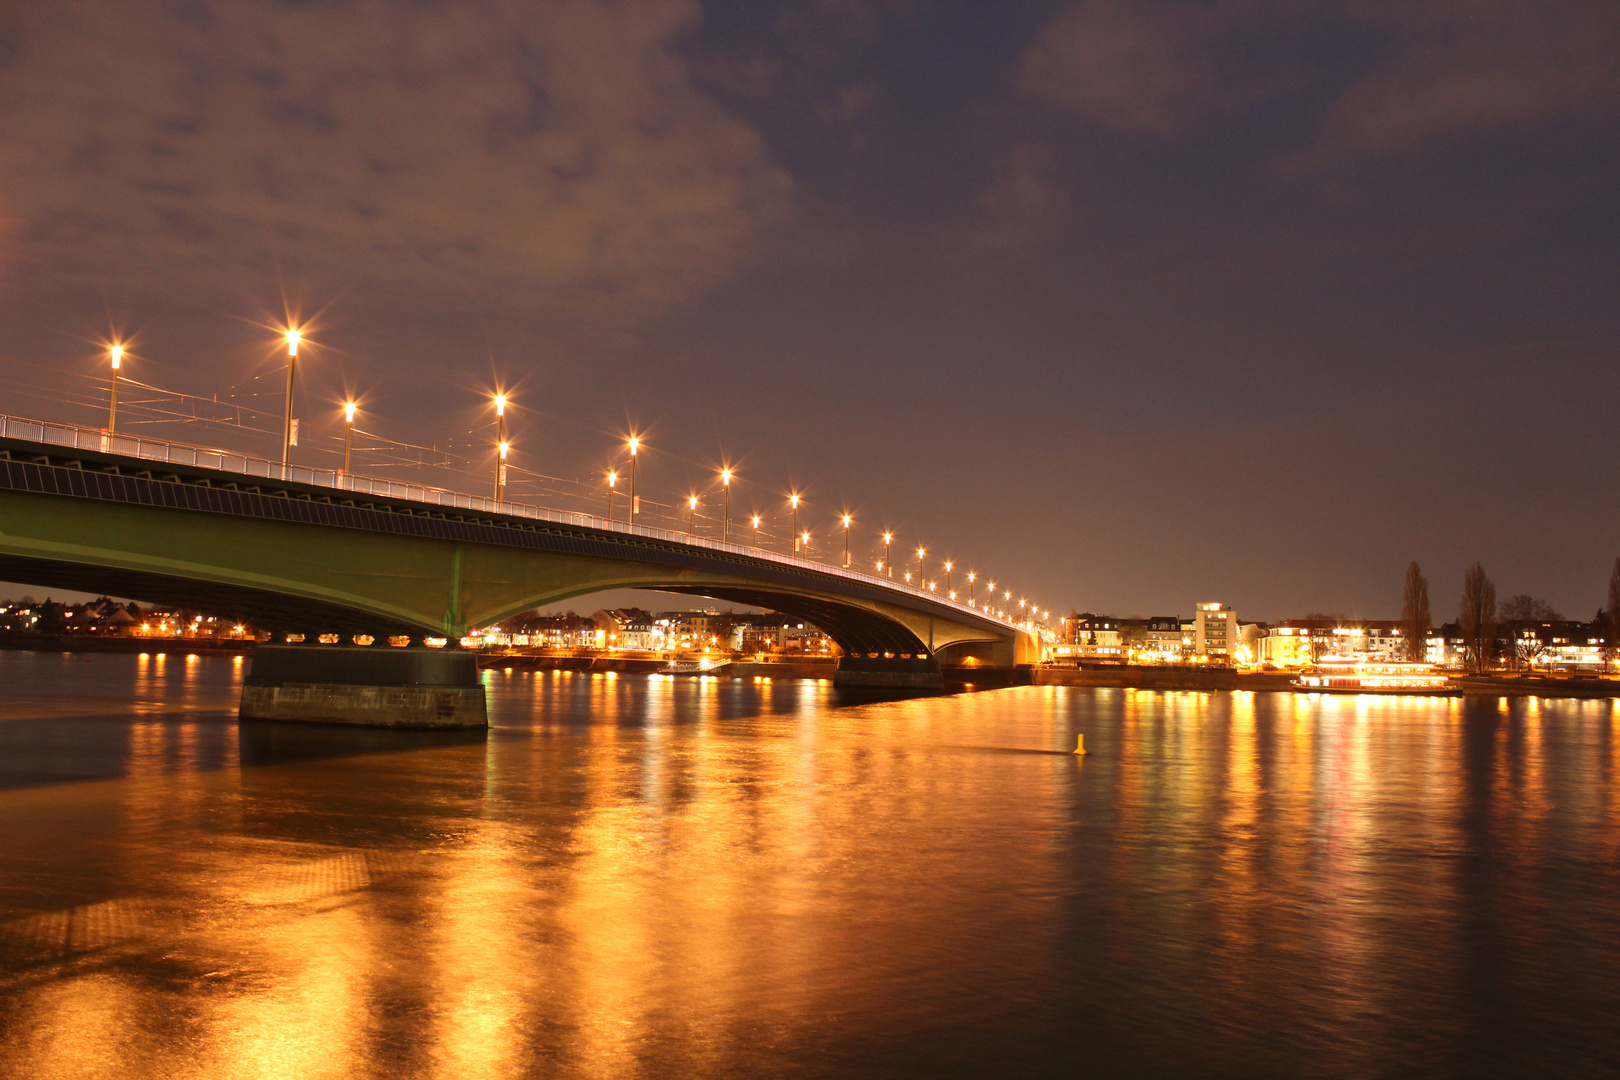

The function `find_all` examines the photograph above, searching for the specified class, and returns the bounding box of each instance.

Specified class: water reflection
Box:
[4,660,1620,1076]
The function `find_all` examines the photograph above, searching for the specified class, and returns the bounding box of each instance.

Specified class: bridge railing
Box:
[1,413,1022,632]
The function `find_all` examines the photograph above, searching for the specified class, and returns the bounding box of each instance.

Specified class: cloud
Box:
[1311,1,1620,161]
[1017,0,1266,135]
[966,144,1068,255]
[0,0,794,314]
[1018,0,1620,158]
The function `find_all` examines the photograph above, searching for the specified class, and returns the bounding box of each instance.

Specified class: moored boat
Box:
[1294,661,1456,694]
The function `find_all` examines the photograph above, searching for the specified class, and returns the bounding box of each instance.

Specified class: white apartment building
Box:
[1193,602,1238,660]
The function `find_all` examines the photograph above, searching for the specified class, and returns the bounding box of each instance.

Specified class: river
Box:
[1,651,1618,1078]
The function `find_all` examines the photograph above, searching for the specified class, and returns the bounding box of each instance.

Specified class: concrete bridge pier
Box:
[832,656,946,691]
[240,644,488,728]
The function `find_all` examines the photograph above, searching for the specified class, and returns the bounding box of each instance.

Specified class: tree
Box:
[1498,595,1562,621]
[1513,628,1549,673]
[1607,558,1620,671]
[1458,563,1497,674]
[1401,562,1430,662]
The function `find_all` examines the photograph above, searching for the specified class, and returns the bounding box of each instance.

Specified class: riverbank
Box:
[475,651,839,679]
[0,634,254,656]
[1035,664,1620,698]
[1034,666,1298,691]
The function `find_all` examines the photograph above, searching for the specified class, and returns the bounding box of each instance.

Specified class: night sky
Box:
[1,0,1616,621]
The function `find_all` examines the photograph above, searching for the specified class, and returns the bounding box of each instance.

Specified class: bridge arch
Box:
[0,441,1026,663]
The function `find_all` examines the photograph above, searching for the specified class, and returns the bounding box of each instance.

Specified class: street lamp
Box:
[688,495,698,536]
[107,344,123,436]
[944,560,953,595]
[752,515,761,545]
[342,401,357,475]
[883,532,893,578]
[281,327,302,467]
[721,468,732,543]
[968,571,976,605]
[493,394,508,500]
[916,547,926,589]
[841,514,851,567]
[607,470,618,521]
[627,437,639,524]
[790,494,801,555]
[801,531,810,555]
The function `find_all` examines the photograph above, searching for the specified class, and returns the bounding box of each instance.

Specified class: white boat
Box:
[1294,661,1455,694]
[663,658,733,676]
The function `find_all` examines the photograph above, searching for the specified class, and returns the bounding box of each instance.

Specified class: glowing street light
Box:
[790,494,801,555]
[492,393,509,501]
[281,327,302,467]
[841,514,852,568]
[107,343,123,436]
[720,468,733,543]
[944,560,953,595]
[883,532,893,578]
[801,530,810,554]
[916,547,926,590]
[688,494,698,536]
[627,436,640,524]
[607,470,618,521]
[342,400,357,475]
[968,571,976,605]
[752,514,761,545]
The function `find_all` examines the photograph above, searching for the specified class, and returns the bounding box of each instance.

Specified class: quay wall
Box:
[1036,665,1620,698]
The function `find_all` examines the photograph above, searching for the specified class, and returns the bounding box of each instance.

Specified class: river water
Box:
[1,651,1618,1079]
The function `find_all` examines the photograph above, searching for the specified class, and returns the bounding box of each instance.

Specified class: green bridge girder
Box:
[0,443,1036,665]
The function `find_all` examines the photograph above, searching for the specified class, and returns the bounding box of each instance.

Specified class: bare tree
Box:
[1607,558,1620,672]
[1458,563,1497,674]
[1513,627,1549,673]
[1498,595,1562,621]
[1401,562,1430,662]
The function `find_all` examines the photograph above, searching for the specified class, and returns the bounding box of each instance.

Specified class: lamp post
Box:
[790,494,800,555]
[342,401,356,475]
[493,394,508,501]
[688,495,698,536]
[752,515,761,546]
[627,437,639,524]
[916,547,926,590]
[721,468,732,543]
[107,344,123,436]
[841,514,851,567]
[607,470,618,521]
[944,560,953,596]
[281,328,301,467]
[883,533,892,578]
[801,531,810,555]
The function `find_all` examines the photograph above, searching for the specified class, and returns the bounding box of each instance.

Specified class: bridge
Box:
[0,414,1040,719]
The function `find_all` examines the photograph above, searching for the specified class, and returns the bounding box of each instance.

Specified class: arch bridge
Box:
[0,417,1038,683]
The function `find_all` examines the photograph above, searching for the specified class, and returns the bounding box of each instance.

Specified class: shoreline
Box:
[1035,665,1620,698]
[0,634,254,655]
[5,637,1614,698]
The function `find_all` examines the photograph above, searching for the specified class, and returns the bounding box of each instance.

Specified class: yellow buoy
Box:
[1073,734,1088,755]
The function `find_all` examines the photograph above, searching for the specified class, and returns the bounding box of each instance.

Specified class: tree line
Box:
[1400,559,1620,672]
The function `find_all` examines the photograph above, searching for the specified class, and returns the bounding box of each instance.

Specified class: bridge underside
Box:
[0,448,1028,664]
[0,552,977,659]
[0,551,424,638]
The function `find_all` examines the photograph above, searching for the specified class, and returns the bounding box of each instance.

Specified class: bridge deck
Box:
[0,413,1032,653]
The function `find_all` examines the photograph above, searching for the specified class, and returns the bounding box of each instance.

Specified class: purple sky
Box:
[1,1,1617,621]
